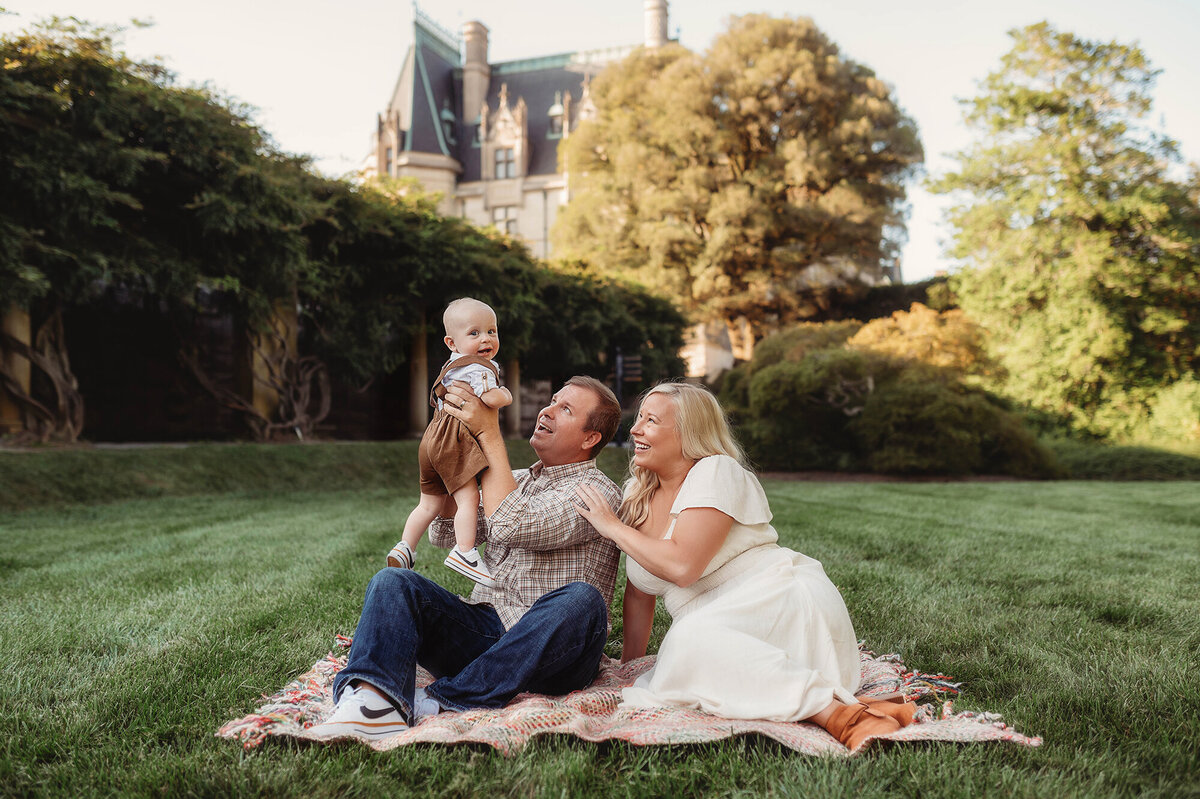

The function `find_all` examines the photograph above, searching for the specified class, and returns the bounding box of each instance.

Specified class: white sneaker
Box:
[308,684,408,742]
[413,686,441,721]
[386,541,415,569]
[444,546,498,588]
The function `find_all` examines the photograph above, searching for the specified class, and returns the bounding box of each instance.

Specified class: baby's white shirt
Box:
[437,353,501,410]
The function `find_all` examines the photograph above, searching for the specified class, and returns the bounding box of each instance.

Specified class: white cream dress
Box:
[621,454,861,721]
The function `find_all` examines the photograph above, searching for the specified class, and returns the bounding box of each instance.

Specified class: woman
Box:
[575,382,914,750]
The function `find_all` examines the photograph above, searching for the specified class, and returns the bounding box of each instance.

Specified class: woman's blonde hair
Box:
[620,381,747,530]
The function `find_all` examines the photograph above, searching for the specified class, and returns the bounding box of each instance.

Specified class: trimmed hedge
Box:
[1043,438,1200,480]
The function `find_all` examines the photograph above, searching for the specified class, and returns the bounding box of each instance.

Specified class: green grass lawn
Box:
[1,443,1197,798]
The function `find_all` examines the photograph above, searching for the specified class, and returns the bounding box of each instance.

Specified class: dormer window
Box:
[440,99,457,146]
[494,147,515,179]
[480,84,526,181]
[384,146,393,176]
[547,91,564,139]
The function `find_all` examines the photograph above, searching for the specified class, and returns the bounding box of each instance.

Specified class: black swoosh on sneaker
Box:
[458,553,478,566]
[361,705,397,719]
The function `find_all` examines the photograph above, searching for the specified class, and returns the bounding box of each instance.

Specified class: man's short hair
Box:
[565,376,621,459]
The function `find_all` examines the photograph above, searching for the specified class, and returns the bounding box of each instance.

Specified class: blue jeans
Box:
[332,568,609,722]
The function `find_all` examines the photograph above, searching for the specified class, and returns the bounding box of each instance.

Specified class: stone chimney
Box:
[462,21,491,122]
[644,0,668,48]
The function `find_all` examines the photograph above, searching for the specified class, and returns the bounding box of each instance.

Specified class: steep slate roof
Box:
[405,22,586,180]
[385,46,416,136]
[392,15,633,182]
[407,22,460,157]
[464,56,585,181]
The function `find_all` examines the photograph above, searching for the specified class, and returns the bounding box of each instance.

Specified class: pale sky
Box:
[3,0,1198,283]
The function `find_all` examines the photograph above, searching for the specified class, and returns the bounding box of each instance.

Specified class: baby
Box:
[386,297,512,587]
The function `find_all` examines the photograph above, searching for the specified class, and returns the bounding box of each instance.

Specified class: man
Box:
[310,376,623,740]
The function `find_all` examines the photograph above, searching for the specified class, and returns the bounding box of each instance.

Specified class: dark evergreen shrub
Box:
[849,380,1060,477]
[742,349,891,470]
[743,361,841,470]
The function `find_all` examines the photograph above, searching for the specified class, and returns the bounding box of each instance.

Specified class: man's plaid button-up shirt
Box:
[430,458,622,630]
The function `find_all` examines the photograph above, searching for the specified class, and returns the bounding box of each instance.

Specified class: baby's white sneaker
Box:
[444,546,497,588]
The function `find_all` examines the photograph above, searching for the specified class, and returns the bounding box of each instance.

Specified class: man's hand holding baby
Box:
[443,380,501,439]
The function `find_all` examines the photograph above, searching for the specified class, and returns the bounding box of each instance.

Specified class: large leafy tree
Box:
[0,20,322,440]
[932,22,1200,437]
[553,14,923,342]
[1,20,163,310]
[0,20,168,440]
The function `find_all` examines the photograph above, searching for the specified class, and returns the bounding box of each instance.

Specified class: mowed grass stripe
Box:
[1,466,1198,797]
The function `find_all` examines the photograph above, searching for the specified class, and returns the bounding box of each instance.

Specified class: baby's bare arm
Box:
[480,386,512,409]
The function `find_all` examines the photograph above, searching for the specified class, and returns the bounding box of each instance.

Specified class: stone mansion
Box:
[358,0,750,379]
[362,2,674,259]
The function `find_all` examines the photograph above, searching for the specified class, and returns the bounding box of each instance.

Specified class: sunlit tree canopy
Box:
[553,14,923,337]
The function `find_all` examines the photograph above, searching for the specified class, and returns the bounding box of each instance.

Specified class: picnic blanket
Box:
[217,636,1042,756]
